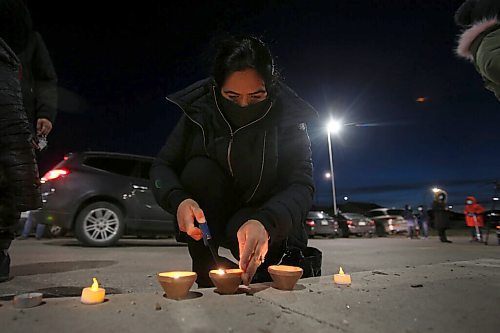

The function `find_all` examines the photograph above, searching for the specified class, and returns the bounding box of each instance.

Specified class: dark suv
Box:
[32,152,175,246]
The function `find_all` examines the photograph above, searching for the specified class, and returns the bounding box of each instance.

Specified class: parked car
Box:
[339,212,375,237]
[305,211,337,238]
[31,152,176,246]
[365,208,408,235]
[484,210,500,245]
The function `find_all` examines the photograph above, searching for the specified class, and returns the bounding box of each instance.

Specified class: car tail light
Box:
[305,219,315,227]
[347,220,353,225]
[41,168,69,182]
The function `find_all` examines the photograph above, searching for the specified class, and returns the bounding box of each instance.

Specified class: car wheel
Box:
[356,233,362,237]
[49,225,67,238]
[74,202,124,247]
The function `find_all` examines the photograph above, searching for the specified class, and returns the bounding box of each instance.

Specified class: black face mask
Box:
[217,93,272,128]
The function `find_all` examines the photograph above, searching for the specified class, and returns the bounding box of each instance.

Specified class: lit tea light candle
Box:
[157,271,197,300]
[209,268,243,294]
[268,265,303,290]
[333,267,351,285]
[81,277,106,305]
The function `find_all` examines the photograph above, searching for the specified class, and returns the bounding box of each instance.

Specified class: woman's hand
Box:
[177,199,205,241]
[237,219,269,285]
[37,118,53,136]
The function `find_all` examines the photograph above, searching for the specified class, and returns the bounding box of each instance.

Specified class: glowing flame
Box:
[91,277,99,291]
[339,267,345,275]
[216,269,225,275]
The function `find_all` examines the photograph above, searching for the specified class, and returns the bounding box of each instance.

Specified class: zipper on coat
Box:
[165,96,208,156]
[246,130,267,203]
[212,86,273,177]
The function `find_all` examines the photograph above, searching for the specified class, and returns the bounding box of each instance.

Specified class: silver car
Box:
[31,152,175,246]
[365,208,408,234]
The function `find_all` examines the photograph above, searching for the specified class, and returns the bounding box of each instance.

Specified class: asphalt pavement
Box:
[1,236,499,332]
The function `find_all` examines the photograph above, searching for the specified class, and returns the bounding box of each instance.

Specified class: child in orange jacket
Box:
[464,196,485,241]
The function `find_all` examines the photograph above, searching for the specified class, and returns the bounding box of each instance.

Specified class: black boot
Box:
[0,235,13,282]
[0,250,11,282]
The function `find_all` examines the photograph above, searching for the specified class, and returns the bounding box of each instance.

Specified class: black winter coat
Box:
[0,38,41,220]
[151,78,317,247]
[432,202,449,229]
[18,31,57,133]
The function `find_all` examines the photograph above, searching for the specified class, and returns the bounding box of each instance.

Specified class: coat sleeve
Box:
[150,115,192,215]
[32,32,58,123]
[249,123,314,243]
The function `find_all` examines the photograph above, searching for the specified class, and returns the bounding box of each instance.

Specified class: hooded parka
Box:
[464,196,485,227]
[151,78,317,249]
[455,0,500,100]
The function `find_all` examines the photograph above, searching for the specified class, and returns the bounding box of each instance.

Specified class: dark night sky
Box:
[26,0,499,211]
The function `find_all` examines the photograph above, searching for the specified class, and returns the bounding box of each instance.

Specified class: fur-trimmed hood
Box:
[456,17,500,61]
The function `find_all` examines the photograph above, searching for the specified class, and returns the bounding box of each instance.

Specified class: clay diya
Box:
[209,268,243,294]
[268,265,303,290]
[157,271,197,300]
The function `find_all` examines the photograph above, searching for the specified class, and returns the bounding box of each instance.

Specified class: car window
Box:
[388,209,404,216]
[307,211,330,219]
[83,157,140,177]
[366,211,385,217]
[139,161,153,180]
[343,213,365,219]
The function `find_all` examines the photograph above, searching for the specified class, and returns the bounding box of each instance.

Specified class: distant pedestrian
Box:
[416,205,429,239]
[455,0,500,100]
[403,205,417,239]
[464,196,485,242]
[433,193,452,243]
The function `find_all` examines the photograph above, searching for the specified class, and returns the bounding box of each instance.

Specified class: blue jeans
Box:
[21,211,45,239]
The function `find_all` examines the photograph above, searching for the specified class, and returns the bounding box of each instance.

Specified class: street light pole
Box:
[327,129,337,216]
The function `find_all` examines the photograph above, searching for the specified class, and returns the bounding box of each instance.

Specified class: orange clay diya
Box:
[157,271,197,300]
[209,268,244,294]
[268,265,303,290]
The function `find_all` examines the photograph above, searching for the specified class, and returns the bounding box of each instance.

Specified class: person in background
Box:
[464,196,485,242]
[403,205,417,239]
[151,34,319,287]
[432,193,452,243]
[416,205,429,239]
[0,36,41,282]
[455,0,500,100]
[0,0,58,240]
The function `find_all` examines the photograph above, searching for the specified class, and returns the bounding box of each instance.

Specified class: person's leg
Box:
[180,157,241,287]
[470,227,476,241]
[18,211,33,239]
[35,223,46,240]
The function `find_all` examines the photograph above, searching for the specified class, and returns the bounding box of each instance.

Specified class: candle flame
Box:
[339,267,345,275]
[91,277,99,291]
[217,269,225,275]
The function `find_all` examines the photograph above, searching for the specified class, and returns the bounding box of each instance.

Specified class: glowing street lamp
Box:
[326,119,342,215]
[325,172,331,179]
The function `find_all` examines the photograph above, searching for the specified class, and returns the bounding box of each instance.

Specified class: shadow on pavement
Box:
[0,286,122,301]
[42,239,188,248]
[11,260,118,276]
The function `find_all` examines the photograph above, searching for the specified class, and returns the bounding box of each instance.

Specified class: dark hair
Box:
[0,0,33,54]
[212,35,277,94]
